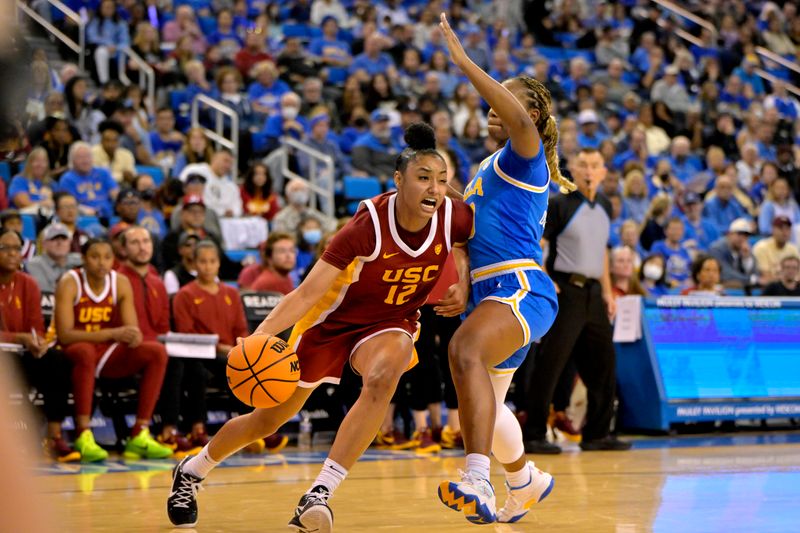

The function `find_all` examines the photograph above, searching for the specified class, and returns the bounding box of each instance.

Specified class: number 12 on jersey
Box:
[381,265,440,306]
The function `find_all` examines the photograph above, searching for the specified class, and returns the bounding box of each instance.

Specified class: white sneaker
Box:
[438,470,497,524]
[497,462,555,523]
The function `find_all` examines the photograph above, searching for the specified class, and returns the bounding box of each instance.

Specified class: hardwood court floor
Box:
[39,436,800,533]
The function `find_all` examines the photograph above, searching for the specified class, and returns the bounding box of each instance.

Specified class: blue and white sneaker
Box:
[496,461,554,523]
[438,470,497,524]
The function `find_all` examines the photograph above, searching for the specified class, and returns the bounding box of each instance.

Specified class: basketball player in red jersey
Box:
[168,123,473,532]
[54,238,172,462]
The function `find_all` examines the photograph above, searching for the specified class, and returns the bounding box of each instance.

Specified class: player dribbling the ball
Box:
[167,123,474,532]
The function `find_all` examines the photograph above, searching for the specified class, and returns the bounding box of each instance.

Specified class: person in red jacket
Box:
[172,240,286,455]
[116,226,204,454]
[0,228,75,462]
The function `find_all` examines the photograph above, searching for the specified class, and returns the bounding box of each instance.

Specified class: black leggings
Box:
[156,357,208,431]
[13,349,71,423]
[400,306,460,411]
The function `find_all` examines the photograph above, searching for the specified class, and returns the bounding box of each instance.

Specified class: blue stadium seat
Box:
[0,161,10,183]
[20,214,36,241]
[198,16,217,35]
[283,24,311,40]
[344,176,381,215]
[135,165,165,186]
[76,216,102,233]
[327,67,349,84]
[225,249,260,263]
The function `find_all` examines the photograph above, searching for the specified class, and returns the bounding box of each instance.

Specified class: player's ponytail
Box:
[396,122,444,172]
[512,75,576,194]
[542,115,576,194]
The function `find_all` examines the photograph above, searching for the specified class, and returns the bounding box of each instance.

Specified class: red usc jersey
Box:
[67,268,121,332]
[300,192,473,330]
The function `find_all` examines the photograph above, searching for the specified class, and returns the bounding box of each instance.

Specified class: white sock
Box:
[465,453,491,481]
[505,463,532,489]
[183,445,219,479]
[310,458,348,495]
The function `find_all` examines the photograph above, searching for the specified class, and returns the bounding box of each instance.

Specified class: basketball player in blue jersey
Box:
[436,14,578,525]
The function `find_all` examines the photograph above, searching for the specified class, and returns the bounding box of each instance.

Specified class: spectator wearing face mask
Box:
[250,232,297,294]
[650,217,693,287]
[639,254,670,297]
[259,91,308,155]
[133,174,167,240]
[293,216,323,282]
[271,179,337,236]
[352,109,404,182]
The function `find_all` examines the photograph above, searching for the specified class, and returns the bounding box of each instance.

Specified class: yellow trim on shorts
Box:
[470,259,541,282]
[484,289,531,346]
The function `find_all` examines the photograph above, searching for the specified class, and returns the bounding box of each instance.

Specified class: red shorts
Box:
[290,318,420,388]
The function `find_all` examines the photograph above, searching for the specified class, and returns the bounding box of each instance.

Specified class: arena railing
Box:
[119,47,156,116]
[16,0,86,71]
[191,94,239,163]
[263,138,335,219]
[652,0,800,97]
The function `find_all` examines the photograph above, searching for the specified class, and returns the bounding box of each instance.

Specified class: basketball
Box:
[226,335,300,408]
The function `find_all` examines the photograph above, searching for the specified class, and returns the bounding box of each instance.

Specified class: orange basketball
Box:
[226,335,300,408]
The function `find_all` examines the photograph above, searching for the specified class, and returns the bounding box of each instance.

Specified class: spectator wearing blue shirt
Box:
[621,167,650,224]
[665,136,703,184]
[420,27,447,63]
[87,0,130,84]
[651,217,693,286]
[488,49,519,82]
[57,142,119,219]
[681,192,719,253]
[338,112,370,155]
[352,110,404,182]
[8,148,53,212]
[757,177,800,235]
[764,80,800,120]
[183,60,219,107]
[149,108,185,169]
[703,174,748,236]
[612,128,648,173]
[431,110,471,185]
[732,59,765,97]
[247,60,291,118]
[215,66,258,131]
[299,113,350,213]
[607,192,625,247]
[350,35,396,80]
[133,174,168,239]
[207,9,243,60]
[462,26,491,72]
[309,17,352,70]
[576,109,608,149]
[560,57,591,100]
[259,92,308,154]
[631,32,657,74]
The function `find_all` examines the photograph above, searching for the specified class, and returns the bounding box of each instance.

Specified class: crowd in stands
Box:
[3,0,800,460]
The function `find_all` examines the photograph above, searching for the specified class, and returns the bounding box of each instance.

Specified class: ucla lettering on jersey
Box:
[466,141,550,279]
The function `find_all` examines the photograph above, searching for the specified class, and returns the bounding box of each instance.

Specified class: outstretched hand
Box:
[439,13,469,69]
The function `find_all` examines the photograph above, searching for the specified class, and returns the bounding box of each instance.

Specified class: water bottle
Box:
[298,413,312,450]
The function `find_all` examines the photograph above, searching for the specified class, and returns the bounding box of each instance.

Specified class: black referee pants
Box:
[522,280,617,442]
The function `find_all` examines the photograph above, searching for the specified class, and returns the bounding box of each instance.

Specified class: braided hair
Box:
[509,76,576,194]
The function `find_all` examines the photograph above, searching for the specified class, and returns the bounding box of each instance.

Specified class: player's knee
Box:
[362,361,403,399]
[448,333,482,376]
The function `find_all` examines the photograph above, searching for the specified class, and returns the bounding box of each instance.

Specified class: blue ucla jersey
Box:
[464,141,550,274]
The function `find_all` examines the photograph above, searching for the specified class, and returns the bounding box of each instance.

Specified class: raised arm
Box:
[439,13,540,159]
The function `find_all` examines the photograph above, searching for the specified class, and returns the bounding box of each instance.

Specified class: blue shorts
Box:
[465,268,558,372]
